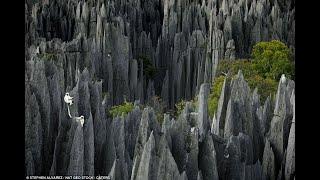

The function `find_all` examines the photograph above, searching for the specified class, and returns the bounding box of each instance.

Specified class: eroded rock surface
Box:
[25,0,295,179]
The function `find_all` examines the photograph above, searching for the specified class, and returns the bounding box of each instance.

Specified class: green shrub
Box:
[175,100,186,117]
[252,40,294,80]
[109,101,134,118]
[174,97,198,118]
[208,75,225,118]
[38,52,56,61]
[152,96,165,125]
[217,59,258,78]
[246,75,278,101]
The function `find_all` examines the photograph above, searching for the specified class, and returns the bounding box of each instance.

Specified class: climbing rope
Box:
[64,92,85,127]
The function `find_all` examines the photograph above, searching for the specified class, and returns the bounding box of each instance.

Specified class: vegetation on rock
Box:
[216,59,278,102]
[38,52,57,61]
[208,76,225,118]
[109,101,134,118]
[252,40,294,80]
[173,40,293,119]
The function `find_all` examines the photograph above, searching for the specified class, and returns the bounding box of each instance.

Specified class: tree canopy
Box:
[251,40,294,80]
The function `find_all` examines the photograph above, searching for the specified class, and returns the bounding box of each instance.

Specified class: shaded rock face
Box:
[25,0,295,109]
[26,56,294,180]
[67,123,84,176]
[25,63,295,179]
[269,75,294,177]
[197,83,210,142]
[26,0,294,179]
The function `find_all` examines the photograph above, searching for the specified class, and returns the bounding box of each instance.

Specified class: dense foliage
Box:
[252,40,294,80]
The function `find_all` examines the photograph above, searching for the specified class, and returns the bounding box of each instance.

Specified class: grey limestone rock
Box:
[224,97,242,138]
[244,160,263,180]
[67,124,84,176]
[25,90,43,175]
[269,75,291,164]
[108,159,121,180]
[126,106,142,159]
[284,119,295,180]
[179,171,189,180]
[262,139,276,180]
[78,68,92,120]
[25,0,295,178]
[83,113,95,175]
[161,70,170,110]
[197,83,210,142]
[238,133,254,165]
[260,96,273,137]
[26,150,35,175]
[216,77,230,136]
[129,59,139,101]
[132,107,160,179]
[229,71,253,139]
[224,39,236,60]
[157,134,180,180]
[252,88,264,161]
[161,114,173,151]
[186,127,199,180]
[135,131,157,180]
[197,171,203,180]
[103,120,116,175]
[222,135,245,180]
[198,135,219,180]
[112,116,129,180]
[27,59,52,174]
[171,104,192,172]
[88,81,106,174]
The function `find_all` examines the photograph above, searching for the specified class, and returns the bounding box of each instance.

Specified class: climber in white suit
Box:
[64,92,74,105]
[64,92,74,118]
[75,115,85,127]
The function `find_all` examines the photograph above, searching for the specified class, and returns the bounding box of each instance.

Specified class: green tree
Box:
[251,40,294,80]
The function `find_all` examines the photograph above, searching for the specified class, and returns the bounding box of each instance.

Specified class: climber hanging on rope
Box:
[64,92,74,105]
[64,92,74,118]
[63,92,85,127]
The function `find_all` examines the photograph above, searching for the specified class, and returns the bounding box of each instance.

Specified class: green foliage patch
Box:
[174,97,197,118]
[109,101,134,118]
[38,52,57,61]
[251,40,294,80]
[175,100,187,117]
[208,76,225,118]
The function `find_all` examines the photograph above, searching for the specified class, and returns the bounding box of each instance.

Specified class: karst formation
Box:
[25,0,295,179]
